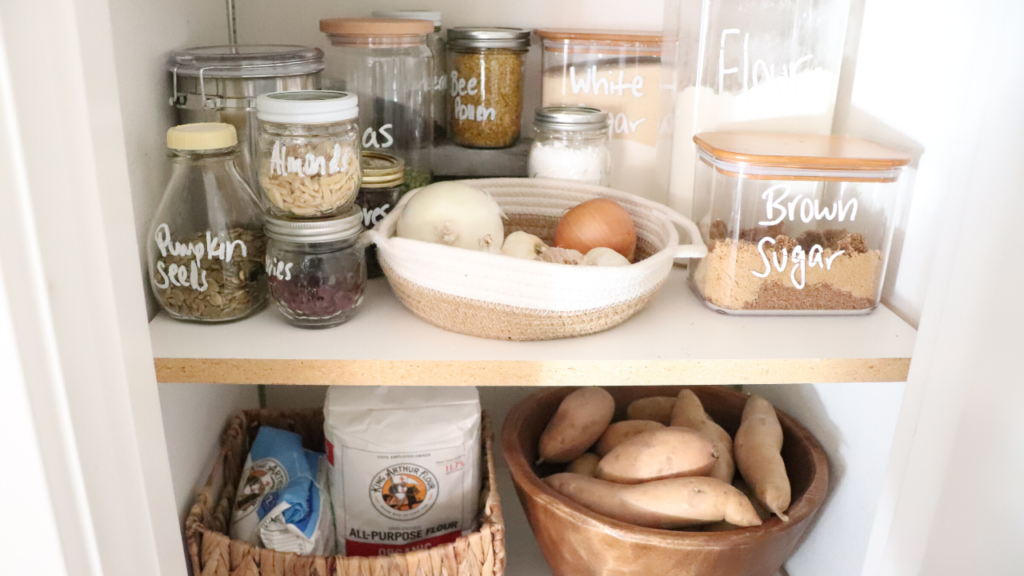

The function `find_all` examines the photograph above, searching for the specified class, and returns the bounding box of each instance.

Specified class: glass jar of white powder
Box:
[528,106,610,186]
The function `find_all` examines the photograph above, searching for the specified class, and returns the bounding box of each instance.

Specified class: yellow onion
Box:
[554,199,637,261]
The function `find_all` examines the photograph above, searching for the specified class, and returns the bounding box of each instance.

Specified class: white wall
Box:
[107,0,229,317]
[751,383,904,576]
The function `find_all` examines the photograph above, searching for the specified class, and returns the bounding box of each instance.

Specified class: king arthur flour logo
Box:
[234,459,288,517]
[369,464,438,521]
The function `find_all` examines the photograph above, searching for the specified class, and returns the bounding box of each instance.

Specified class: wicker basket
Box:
[366,178,706,341]
[185,409,504,576]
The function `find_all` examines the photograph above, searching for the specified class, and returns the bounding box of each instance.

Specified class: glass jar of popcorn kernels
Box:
[256,90,362,218]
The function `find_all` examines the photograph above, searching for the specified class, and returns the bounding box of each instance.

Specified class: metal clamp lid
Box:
[168,45,324,110]
[534,106,610,131]
[264,205,363,243]
[447,27,531,50]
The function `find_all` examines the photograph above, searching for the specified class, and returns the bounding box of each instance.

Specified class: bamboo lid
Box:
[320,18,434,37]
[693,133,912,172]
[535,29,663,47]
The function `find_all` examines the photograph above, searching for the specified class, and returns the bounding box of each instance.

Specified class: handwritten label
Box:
[267,257,294,281]
[570,65,644,98]
[152,224,247,291]
[362,124,394,149]
[719,29,814,95]
[449,71,496,123]
[751,185,858,289]
[362,204,391,228]
[270,142,350,177]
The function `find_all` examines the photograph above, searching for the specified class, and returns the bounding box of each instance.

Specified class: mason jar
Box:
[446,27,530,149]
[167,45,324,190]
[265,206,366,328]
[372,9,447,142]
[255,90,361,218]
[528,106,611,186]
[357,151,406,278]
[320,17,434,189]
[148,123,268,323]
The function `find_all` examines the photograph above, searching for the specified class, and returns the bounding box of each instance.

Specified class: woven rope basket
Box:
[366,178,706,341]
[185,409,504,576]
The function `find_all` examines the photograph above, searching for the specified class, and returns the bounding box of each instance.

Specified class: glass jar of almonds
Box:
[256,90,362,218]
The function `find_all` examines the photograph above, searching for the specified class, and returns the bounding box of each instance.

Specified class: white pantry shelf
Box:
[150,268,915,386]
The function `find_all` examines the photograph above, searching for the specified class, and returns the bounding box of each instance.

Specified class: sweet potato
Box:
[538,387,615,464]
[734,394,791,521]
[545,473,762,528]
[670,390,735,483]
[595,420,664,457]
[567,453,601,477]
[597,427,716,484]
[700,477,772,531]
[625,396,676,425]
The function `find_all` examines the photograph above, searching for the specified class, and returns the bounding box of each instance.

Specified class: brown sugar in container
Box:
[687,132,911,315]
[446,27,531,149]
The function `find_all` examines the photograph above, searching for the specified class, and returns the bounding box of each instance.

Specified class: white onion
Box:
[396,182,505,253]
[501,231,548,260]
[583,247,631,267]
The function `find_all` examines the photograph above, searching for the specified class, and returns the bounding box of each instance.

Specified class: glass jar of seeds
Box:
[446,27,530,149]
[148,123,268,323]
[357,151,405,278]
[265,206,366,329]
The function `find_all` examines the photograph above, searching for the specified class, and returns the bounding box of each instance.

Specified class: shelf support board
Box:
[155,357,911,386]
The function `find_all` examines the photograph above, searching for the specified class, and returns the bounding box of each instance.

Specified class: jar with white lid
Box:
[148,123,268,323]
[372,9,447,143]
[256,90,362,218]
[446,27,531,149]
[320,18,434,190]
[167,45,324,190]
[528,106,611,186]
[688,132,910,315]
[265,206,366,329]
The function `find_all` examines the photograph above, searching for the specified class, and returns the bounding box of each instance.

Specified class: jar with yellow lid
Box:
[147,123,268,322]
[356,151,406,278]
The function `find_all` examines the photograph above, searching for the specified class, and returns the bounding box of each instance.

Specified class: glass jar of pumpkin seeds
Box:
[148,123,268,323]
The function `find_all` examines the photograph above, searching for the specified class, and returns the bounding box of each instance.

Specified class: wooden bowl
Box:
[502,386,829,576]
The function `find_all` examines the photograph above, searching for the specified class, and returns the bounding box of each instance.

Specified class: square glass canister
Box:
[688,132,910,315]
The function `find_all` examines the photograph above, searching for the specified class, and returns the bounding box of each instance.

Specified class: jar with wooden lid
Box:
[320,17,434,190]
[357,151,405,278]
[535,29,666,201]
[446,27,530,149]
[688,132,910,315]
[372,9,447,143]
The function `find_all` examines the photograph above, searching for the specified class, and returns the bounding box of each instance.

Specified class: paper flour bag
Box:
[324,386,481,556]
[230,427,334,555]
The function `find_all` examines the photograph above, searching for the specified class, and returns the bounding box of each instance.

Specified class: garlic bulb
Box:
[539,247,585,265]
[501,231,548,260]
[583,247,631,267]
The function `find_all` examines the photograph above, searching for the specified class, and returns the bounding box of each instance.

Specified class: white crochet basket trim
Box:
[365,178,706,313]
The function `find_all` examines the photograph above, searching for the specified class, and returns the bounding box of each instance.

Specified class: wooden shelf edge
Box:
[154,357,911,385]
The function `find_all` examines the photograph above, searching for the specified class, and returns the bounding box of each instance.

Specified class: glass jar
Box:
[528,106,611,186]
[255,90,361,218]
[148,123,268,323]
[265,206,366,328]
[372,10,447,143]
[446,27,530,149]
[687,132,910,315]
[536,29,667,201]
[320,18,434,189]
[167,45,324,190]
[664,0,852,218]
[357,152,405,278]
